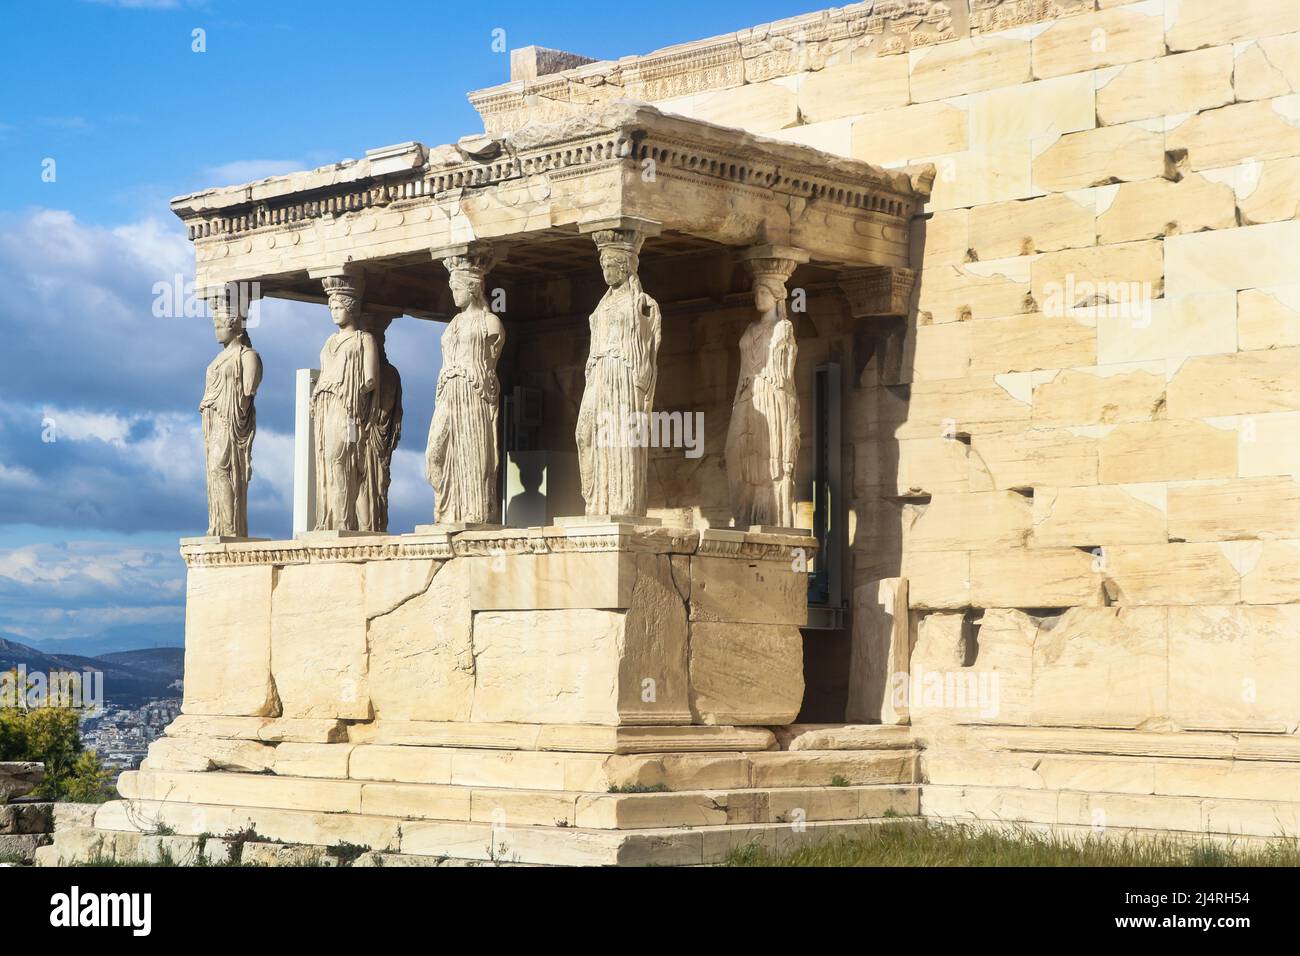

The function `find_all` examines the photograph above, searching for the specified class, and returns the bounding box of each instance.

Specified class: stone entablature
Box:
[170,104,930,295]
[466,0,1092,134]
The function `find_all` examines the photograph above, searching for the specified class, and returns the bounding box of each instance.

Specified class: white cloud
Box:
[202,159,306,185]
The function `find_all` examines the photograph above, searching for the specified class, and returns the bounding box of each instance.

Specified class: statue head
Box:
[208,287,251,347]
[592,228,643,289]
[444,252,493,311]
[752,274,788,319]
[322,274,365,328]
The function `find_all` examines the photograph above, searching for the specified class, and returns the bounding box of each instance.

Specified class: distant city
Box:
[81,693,183,773]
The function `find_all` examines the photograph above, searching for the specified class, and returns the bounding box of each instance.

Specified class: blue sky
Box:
[0,0,827,653]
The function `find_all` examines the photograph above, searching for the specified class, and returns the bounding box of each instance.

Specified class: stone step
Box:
[922,783,1300,838]
[165,716,780,753]
[64,811,911,867]
[916,724,1300,763]
[923,747,1300,802]
[116,768,918,829]
[145,737,918,791]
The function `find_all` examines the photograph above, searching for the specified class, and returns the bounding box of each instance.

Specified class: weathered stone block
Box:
[688,621,803,725]
[1032,123,1167,192]
[271,562,369,720]
[182,565,277,717]
[1031,0,1166,79]
[1168,477,1300,541]
[909,36,1031,103]
[1095,173,1237,243]
[1098,419,1239,483]
[1030,364,1167,427]
[798,55,910,123]
[1096,46,1235,125]
[847,578,909,725]
[968,192,1095,260]
[1167,0,1300,53]
[1166,96,1300,171]
[1032,484,1168,546]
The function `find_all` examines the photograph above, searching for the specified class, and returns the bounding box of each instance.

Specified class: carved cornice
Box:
[171,105,925,256]
[180,525,813,567]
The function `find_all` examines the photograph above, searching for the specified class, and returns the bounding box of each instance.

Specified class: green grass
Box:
[724,821,1300,867]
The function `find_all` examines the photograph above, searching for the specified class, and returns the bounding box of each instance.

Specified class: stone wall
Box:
[479,0,1300,731]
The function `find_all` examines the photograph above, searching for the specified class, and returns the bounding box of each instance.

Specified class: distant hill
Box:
[0,638,183,709]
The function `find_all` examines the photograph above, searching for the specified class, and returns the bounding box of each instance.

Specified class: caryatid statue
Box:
[200,286,263,537]
[575,225,662,517]
[725,250,806,529]
[357,311,403,533]
[426,248,505,524]
[312,273,378,531]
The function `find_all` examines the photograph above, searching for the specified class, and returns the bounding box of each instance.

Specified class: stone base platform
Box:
[43,723,1300,865]
[40,723,921,866]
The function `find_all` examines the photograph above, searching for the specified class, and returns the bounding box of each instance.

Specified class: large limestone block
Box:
[470,549,629,610]
[918,144,1033,210]
[1031,239,1164,314]
[1235,155,1300,225]
[851,100,967,167]
[1096,46,1235,125]
[1241,540,1300,603]
[120,769,364,814]
[1167,0,1300,53]
[797,55,909,123]
[1234,33,1300,101]
[909,36,1031,103]
[1032,484,1168,546]
[891,376,1032,438]
[1166,220,1300,299]
[1238,288,1300,351]
[182,565,277,717]
[762,118,853,156]
[904,491,1031,552]
[912,609,1035,726]
[966,313,1096,376]
[367,558,474,722]
[1166,96,1300,171]
[969,548,1106,607]
[967,425,1098,488]
[967,72,1095,147]
[145,736,273,773]
[1031,607,1169,729]
[271,743,353,780]
[915,257,1031,325]
[689,554,805,626]
[688,621,803,726]
[164,714,347,743]
[349,745,452,784]
[1031,0,1165,79]
[1030,364,1167,427]
[1238,411,1300,478]
[902,550,970,610]
[1031,123,1166,192]
[1102,543,1243,604]
[473,555,689,725]
[1095,174,1237,243]
[968,192,1095,260]
[1096,291,1237,365]
[846,578,909,725]
[1098,419,1238,483]
[1166,346,1300,418]
[893,437,973,496]
[1168,605,1300,732]
[271,563,369,720]
[1168,477,1300,541]
[360,783,470,822]
[746,750,915,788]
[656,82,797,131]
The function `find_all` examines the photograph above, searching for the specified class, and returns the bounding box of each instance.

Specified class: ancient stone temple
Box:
[44,0,1300,865]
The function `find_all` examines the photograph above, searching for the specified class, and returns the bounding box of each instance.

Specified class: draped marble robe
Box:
[200,335,261,536]
[313,328,376,530]
[426,304,503,523]
[576,274,662,516]
[725,297,799,527]
[357,324,402,532]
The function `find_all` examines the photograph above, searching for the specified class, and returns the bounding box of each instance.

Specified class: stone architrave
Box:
[312,272,378,531]
[576,221,662,517]
[725,247,807,529]
[426,246,504,524]
[200,286,263,537]
[357,311,403,532]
